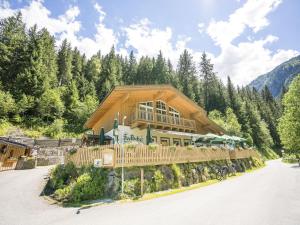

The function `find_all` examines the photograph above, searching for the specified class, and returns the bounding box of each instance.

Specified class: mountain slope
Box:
[249,55,300,97]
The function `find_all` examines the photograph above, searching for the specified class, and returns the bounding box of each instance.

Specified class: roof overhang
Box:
[84,85,225,134]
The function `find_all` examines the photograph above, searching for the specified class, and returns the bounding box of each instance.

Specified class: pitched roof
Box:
[84,85,225,133]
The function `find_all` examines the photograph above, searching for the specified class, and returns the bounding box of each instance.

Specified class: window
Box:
[139,101,153,121]
[169,106,180,125]
[173,138,181,146]
[184,139,191,146]
[156,100,167,123]
[160,137,170,146]
[152,136,157,143]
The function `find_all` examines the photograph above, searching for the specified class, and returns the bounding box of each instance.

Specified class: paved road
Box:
[0,160,299,225]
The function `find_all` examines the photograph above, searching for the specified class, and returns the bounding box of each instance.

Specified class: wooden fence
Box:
[65,145,261,168]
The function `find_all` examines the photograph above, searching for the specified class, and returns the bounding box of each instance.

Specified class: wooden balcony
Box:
[130,108,196,132]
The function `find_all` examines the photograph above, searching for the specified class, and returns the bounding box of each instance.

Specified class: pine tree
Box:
[199,52,225,112]
[152,51,170,84]
[227,76,240,113]
[136,56,154,85]
[177,50,196,100]
[98,46,121,100]
[57,39,73,86]
[0,13,28,97]
[123,50,137,85]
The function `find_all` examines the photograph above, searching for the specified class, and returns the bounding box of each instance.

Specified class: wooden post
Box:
[140,167,144,196]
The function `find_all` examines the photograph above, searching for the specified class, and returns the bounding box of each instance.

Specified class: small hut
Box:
[0,138,32,171]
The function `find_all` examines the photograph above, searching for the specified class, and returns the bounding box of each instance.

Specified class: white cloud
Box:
[62,3,118,57]
[198,23,205,34]
[205,0,299,85]
[207,0,282,47]
[0,1,16,19]
[123,18,198,66]
[0,0,118,57]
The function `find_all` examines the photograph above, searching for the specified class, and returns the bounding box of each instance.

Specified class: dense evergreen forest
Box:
[0,13,286,157]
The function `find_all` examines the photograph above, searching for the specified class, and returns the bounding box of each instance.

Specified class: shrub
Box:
[54,185,71,201]
[152,170,164,191]
[44,119,64,138]
[0,119,12,136]
[171,164,182,188]
[49,162,77,190]
[148,143,158,151]
[123,178,141,198]
[251,157,264,167]
[68,167,108,203]
[186,145,194,150]
[124,141,139,150]
[69,148,77,155]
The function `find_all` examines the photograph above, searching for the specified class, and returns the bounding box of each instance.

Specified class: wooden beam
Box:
[190,111,201,118]
[153,91,164,100]
[121,93,130,103]
[166,94,177,103]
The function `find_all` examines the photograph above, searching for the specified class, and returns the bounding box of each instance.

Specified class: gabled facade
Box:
[85,85,225,146]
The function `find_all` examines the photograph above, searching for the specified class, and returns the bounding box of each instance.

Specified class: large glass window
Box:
[169,106,180,125]
[139,101,153,121]
[156,100,167,123]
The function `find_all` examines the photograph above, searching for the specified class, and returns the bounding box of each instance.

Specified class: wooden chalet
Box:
[0,138,32,171]
[85,85,225,146]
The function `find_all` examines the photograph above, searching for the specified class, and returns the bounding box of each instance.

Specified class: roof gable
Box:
[84,85,225,133]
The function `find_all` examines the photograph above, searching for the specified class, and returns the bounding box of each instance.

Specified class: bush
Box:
[186,145,194,150]
[152,170,164,191]
[251,157,264,167]
[49,162,78,190]
[0,119,12,136]
[69,167,108,203]
[124,141,139,150]
[122,178,141,198]
[171,164,182,188]
[282,154,299,164]
[260,146,279,160]
[44,119,65,138]
[54,185,71,201]
[148,143,158,151]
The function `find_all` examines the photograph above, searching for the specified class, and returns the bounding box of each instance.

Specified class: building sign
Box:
[124,134,143,143]
[94,159,102,168]
[103,152,113,166]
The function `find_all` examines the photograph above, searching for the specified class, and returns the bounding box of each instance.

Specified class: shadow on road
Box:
[290,165,300,169]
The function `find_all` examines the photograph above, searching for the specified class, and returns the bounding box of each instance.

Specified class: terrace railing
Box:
[131,108,196,130]
[65,145,261,168]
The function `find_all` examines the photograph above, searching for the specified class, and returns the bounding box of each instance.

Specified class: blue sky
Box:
[1,0,299,85]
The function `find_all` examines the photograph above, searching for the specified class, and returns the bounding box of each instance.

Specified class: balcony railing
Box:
[131,109,196,130]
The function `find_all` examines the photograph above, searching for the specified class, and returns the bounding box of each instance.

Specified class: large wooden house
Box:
[85,85,225,146]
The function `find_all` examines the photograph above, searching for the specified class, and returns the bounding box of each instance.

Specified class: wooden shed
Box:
[0,138,32,171]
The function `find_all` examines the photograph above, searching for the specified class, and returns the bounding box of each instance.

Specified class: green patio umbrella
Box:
[99,127,105,145]
[113,118,119,144]
[146,124,152,145]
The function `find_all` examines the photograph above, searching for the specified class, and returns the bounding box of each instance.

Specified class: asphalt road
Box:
[0,160,299,225]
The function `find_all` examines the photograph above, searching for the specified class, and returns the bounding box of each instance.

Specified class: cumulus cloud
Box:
[123,18,200,66]
[0,0,118,57]
[206,0,299,85]
[63,2,118,57]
